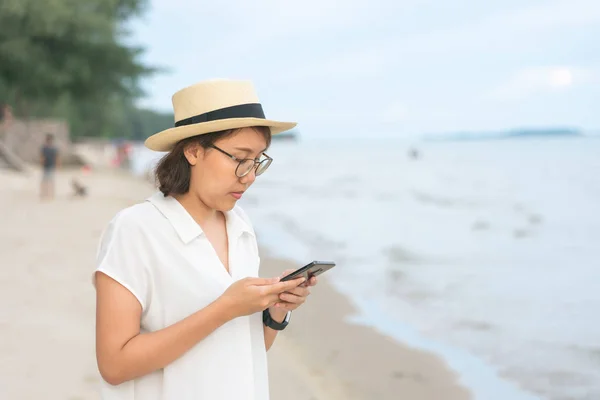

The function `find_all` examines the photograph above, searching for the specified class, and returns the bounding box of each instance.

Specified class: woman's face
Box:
[185,127,269,211]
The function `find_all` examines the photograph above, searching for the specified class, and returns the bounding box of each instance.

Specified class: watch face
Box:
[284,311,291,323]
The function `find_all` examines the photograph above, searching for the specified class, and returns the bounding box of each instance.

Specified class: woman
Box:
[94,79,317,400]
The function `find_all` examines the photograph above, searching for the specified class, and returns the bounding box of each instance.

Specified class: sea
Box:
[130,134,600,400]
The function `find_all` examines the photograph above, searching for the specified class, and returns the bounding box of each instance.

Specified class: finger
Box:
[251,277,281,286]
[268,277,306,294]
[299,276,317,287]
[266,294,281,308]
[274,299,301,309]
[279,269,296,278]
[274,302,298,311]
[286,286,310,297]
[279,292,306,304]
[259,294,280,310]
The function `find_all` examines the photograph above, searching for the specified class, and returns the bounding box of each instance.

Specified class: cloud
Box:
[219,0,428,40]
[339,0,600,62]
[131,0,600,133]
[199,0,385,52]
[444,0,600,48]
[487,66,594,101]
[232,0,366,30]
[266,0,600,87]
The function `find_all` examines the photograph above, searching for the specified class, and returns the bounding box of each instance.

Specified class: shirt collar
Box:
[146,192,254,244]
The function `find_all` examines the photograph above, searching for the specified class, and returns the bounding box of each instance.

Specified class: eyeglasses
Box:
[209,144,273,178]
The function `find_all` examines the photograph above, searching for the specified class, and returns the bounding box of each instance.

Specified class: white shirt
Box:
[94,192,269,400]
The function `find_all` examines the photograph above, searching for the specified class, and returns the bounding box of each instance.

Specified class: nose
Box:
[239,167,257,185]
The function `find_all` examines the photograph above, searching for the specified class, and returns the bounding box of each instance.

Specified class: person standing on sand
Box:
[40,133,59,200]
[1,103,13,131]
[94,79,318,400]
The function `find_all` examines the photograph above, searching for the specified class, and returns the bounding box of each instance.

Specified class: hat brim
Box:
[144,118,297,152]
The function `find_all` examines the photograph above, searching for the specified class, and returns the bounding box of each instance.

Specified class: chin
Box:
[214,198,237,212]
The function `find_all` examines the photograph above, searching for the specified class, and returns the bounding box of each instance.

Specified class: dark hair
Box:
[154,126,271,196]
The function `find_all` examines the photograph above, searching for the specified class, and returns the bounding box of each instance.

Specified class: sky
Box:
[129,0,600,138]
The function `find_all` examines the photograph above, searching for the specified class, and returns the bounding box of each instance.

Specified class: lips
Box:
[230,191,244,200]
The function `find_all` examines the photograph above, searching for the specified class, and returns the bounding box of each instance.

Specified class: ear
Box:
[183,143,204,166]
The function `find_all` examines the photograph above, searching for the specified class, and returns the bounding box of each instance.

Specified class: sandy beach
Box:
[0,166,471,400]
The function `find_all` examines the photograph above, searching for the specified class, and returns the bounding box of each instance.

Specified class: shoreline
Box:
[0,167,471,399]
[260,249,472,399]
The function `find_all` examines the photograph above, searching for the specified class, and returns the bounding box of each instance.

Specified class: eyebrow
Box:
[233,146,267,154]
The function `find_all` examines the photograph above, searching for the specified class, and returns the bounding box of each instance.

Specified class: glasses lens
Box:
[255,158,272,176]
[236,159,255,177]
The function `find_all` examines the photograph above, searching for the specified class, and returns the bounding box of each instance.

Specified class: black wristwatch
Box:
[262,309,291,331]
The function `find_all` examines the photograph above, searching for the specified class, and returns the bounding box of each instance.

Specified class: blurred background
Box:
[1,1,599,399]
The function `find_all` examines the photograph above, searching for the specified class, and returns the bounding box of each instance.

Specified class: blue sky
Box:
[129,0,599,138]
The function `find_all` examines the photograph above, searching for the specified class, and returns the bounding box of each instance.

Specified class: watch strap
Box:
[262,309,290,331]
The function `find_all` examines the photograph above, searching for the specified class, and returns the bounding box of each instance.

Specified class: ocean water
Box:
[132,136,600,400]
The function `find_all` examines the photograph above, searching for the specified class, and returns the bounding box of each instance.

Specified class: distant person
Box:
[40,133,60,200]
[93,79,318,399]
[409,147,420,160]
[1,103,13,123]
[0,103,13,133]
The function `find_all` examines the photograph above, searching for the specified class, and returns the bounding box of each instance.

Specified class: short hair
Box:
[154,126,271,197]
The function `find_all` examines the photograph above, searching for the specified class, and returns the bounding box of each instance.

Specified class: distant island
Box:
[424,127,583,142]
[273,129,299,141]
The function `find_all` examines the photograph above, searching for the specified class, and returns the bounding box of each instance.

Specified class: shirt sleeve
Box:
[94,211,151,311]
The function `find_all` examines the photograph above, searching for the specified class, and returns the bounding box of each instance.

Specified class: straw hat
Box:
[144,79,297,151]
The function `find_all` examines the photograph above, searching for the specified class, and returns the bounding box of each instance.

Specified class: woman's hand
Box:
[219,276,305,318]
[271,269,319,312]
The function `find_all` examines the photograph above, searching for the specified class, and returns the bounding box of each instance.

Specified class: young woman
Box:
[94,79,317,400]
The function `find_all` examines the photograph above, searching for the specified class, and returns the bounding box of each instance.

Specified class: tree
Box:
[0,0,159,138]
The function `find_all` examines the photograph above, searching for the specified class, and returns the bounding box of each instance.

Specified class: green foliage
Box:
[0,0,167,139]
[129,108,174,140]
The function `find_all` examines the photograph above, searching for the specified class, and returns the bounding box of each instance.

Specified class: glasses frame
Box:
[209,144,273,178]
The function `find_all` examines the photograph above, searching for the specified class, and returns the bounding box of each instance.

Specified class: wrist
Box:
[213,295,239,322]
[268,306,288,323]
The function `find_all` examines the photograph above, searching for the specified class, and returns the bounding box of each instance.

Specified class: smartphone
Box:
[280,260,336,282]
